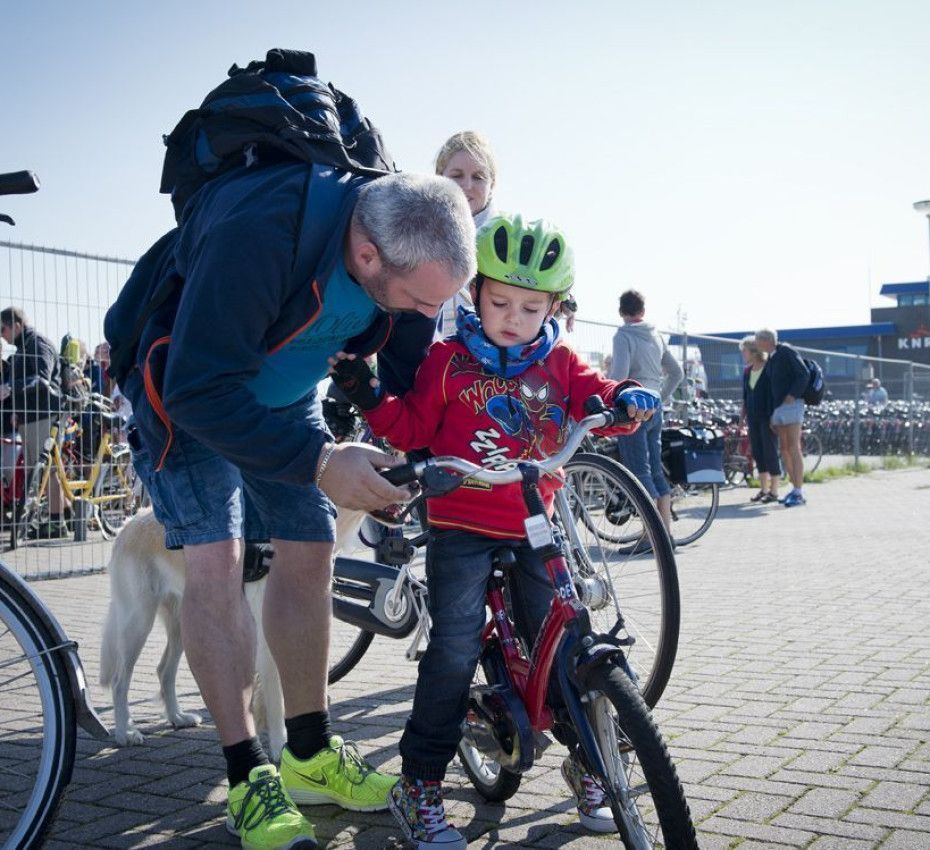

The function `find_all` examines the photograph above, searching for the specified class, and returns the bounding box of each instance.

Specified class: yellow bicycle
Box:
[9,389,139,549]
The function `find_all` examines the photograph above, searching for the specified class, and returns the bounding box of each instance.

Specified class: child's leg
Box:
[398,529,496,782]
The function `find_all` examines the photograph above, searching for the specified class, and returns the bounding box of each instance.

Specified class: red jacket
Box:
[364,339,639,539]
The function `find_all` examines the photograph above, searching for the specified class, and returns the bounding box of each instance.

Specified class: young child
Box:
[331,213,659,849]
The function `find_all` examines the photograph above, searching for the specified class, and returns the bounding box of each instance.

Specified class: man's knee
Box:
[267,540,334,589]
[184,539,243,590]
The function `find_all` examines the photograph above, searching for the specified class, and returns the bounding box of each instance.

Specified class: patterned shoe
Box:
[561,755,618,834]
[226,765,318,850]
[388,777,467,849]
[280,736,396,811]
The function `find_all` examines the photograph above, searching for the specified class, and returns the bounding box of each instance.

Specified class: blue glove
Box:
[615,386,661,414]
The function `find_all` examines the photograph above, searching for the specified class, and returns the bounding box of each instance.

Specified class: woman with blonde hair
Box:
[740,335,781,502]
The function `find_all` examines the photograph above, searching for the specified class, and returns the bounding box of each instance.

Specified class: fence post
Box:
[908,362,915,456]
[853,360,861,466]
[681,329,689,393]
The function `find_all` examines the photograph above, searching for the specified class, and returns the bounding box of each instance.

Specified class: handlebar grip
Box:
[381,464,419,486]
[0,171,40,196]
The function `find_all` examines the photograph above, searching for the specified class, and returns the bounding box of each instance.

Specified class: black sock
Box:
[223,737,270,788]
[285,711,332,760]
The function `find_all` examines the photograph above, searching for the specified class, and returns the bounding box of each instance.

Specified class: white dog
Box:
[100,507,364,760]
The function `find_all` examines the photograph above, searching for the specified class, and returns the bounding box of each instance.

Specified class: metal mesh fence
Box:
[1,241,134,578]
[573,318,930,460]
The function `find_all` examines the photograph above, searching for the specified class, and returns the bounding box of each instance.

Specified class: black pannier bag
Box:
[662,425,725,485]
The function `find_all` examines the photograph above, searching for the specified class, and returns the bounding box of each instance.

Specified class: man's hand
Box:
[616,386,661,422]
[316,442,412,511]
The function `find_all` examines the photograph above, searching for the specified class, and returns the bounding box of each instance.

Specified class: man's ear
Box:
[347,222,382,279]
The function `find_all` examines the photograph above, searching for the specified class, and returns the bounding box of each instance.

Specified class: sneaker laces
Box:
[336,739,376,785]
[406,780,451,836]
[235,773,294,832]
[578,772,609,810]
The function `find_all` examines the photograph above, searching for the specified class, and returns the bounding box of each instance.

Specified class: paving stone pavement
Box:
[25,467,930,849]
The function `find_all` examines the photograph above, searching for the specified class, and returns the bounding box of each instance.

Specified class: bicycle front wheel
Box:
[560,454,679,707]
[579,662,698,849]
[668,482,719,546]
[328,621,374,684]
[94,451,139,538]
[0,569,77,848]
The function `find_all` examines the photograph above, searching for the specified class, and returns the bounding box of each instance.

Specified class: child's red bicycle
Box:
[384,396,698,849]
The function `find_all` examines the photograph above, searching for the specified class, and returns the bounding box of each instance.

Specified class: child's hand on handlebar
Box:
[327,352,381,411]
[616,387,661,422]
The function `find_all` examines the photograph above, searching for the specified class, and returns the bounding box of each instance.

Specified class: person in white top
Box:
[433,131,497,338]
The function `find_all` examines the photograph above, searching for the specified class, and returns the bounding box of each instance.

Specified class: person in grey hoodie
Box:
[609,290,683,532]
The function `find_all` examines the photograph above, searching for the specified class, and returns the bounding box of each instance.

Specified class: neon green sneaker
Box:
[226,764,318,850]
[280,735,397,811]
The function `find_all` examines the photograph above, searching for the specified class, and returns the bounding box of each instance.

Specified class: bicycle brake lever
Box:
[420,465,464,497]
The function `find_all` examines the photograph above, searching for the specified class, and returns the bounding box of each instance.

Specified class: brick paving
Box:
[25,467,930,848]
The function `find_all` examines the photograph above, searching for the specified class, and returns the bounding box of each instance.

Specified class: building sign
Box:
[898,324,930,350]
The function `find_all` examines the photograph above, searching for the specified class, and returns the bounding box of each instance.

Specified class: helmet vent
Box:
[493,226,509,263]
[519,235,535,266]
[539,238,561,271]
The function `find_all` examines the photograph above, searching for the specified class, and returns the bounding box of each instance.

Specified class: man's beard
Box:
[363,267,420,315]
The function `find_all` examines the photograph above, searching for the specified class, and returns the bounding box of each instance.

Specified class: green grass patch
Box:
[804,461,872,484]
[880,454,918,470]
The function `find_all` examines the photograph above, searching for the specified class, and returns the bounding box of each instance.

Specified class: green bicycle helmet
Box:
[475,213,574,298]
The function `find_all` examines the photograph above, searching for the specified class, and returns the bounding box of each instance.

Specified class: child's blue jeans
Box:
[398,527,555,781]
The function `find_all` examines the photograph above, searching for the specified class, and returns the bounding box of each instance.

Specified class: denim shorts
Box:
[130,389,336,549]
[770,398,805,427]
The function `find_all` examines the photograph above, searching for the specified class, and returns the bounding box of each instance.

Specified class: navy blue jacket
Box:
[767,343,809,408]
[742,365,774,425]
[120,163,434,484]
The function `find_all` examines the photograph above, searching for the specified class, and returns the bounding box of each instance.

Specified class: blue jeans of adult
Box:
[615,406,670,500]
[399,528,556,781]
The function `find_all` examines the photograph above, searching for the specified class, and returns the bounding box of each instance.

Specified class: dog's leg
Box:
[247,580,286,761]
[158,596,202,730]
[109,606,157,747]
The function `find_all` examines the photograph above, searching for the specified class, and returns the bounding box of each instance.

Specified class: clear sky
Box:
[3,0,930,335]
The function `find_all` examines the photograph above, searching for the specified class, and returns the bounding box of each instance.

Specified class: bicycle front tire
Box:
[579,661,698,849]
[0,568,77,848]
[327,626,374,684]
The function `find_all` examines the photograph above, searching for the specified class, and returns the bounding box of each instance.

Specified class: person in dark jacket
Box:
[740,336,781,502]
[0,307,69,537]
[110,166,476,850]
[755,328,809,507]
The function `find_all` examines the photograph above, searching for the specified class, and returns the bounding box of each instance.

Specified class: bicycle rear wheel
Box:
[560,454,679,707]
[0,569,77,848]
[668,482,718,546]
[802,431,823,475]
[578,661,698,849]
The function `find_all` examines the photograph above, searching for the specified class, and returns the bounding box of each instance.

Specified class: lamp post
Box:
[915,200,930,279]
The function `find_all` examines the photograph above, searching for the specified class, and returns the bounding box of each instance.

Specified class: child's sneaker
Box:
[226,764,318,850]
[561,754,618,834]
[388,777,467,849]
[280,736,396,811]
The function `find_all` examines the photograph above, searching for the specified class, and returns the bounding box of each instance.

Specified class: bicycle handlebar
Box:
[0,171,40,196]
[381,395,632,491]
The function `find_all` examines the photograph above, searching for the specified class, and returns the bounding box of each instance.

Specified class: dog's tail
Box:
[99,591,119,687]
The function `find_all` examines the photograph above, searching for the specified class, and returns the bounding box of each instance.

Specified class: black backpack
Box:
[106,49,394,387]
[801,357,826,406]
